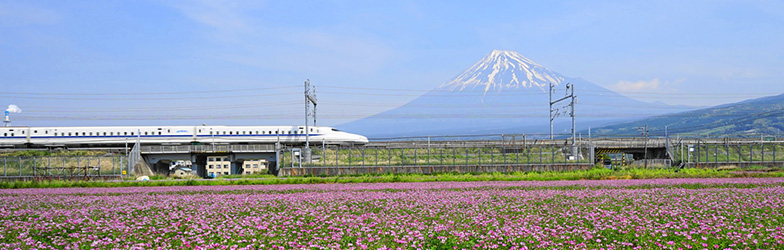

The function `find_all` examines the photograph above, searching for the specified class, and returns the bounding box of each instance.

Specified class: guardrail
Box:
[141,144,276,154]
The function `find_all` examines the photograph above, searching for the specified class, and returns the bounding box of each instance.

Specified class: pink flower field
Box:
[2,178,784,249]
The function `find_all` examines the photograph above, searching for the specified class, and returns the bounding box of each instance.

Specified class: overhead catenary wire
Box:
[4,84,780,130]
[0,85,301,96]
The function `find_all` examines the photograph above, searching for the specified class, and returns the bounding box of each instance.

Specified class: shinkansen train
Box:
[0,125,368,147]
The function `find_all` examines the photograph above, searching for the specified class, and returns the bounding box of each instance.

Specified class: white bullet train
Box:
[0,125,368,148]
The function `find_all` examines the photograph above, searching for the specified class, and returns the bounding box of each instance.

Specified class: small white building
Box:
[242,159,268,175]
[206,156,231,177]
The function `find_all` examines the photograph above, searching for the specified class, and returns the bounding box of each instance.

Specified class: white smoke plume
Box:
[6,105,21,113]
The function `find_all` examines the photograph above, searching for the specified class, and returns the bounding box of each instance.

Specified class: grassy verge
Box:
[2,167,784,189]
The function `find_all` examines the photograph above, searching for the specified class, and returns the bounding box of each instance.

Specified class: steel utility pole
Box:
[549,82,576,157]
[304,80,317,163]
[569,84,576,158]
[639,124,649,168]
[549,83,553,140]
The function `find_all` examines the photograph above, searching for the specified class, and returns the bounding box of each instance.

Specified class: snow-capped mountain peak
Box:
[437,50,565,93]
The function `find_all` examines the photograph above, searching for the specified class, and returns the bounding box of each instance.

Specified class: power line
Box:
[0,85,301,96]
[321,84,776,97]
[0,92,302,101]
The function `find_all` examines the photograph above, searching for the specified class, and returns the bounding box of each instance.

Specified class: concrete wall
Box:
[278,163,593,177]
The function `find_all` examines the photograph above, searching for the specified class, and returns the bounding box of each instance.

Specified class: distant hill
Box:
[588,93,784,137]
[337,50,693,138]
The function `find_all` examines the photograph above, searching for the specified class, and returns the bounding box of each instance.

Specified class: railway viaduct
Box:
[134,137,775,177]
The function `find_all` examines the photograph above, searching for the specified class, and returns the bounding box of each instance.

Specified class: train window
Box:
[69,133,72,136]
[131,132,134,136]
[210,131,213,135]
[124,132,127,135]
[103,132,106,136]
[167,129,170,133]
[158,132,161,135]
[144,132,148,135]
[45,131,48,134]
[54,133,57,136]
[3,133,6,137]
[11,133,14,136]
[82,132,86,136]
[34,130,37,133]
[89,132,93,136]
[229,131,233,135]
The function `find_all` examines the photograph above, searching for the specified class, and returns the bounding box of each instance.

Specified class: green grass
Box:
[2,167,783,189]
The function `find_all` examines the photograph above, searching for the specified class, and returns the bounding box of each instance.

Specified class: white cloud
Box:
[169,0,261,39]
[610,78,662,92]
[0,2,60,26]
[168,1,396,75]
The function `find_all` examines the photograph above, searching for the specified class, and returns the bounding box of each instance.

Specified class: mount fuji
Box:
[337,50,693,138]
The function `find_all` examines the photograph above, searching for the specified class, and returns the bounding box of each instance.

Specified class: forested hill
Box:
[589,93,784,137]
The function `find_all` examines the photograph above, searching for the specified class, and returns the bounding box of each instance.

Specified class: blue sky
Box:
[1,0,782,127]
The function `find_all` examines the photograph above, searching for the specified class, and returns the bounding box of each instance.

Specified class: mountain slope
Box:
[338,50,693,138]
[588,93,784,137]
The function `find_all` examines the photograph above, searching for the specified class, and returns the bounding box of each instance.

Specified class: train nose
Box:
[355,135,369,145]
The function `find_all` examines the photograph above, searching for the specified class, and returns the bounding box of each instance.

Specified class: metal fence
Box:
[0,155,126,180]
[672,139,784,164]
[282,142,593,168]
[282,137,784,169]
